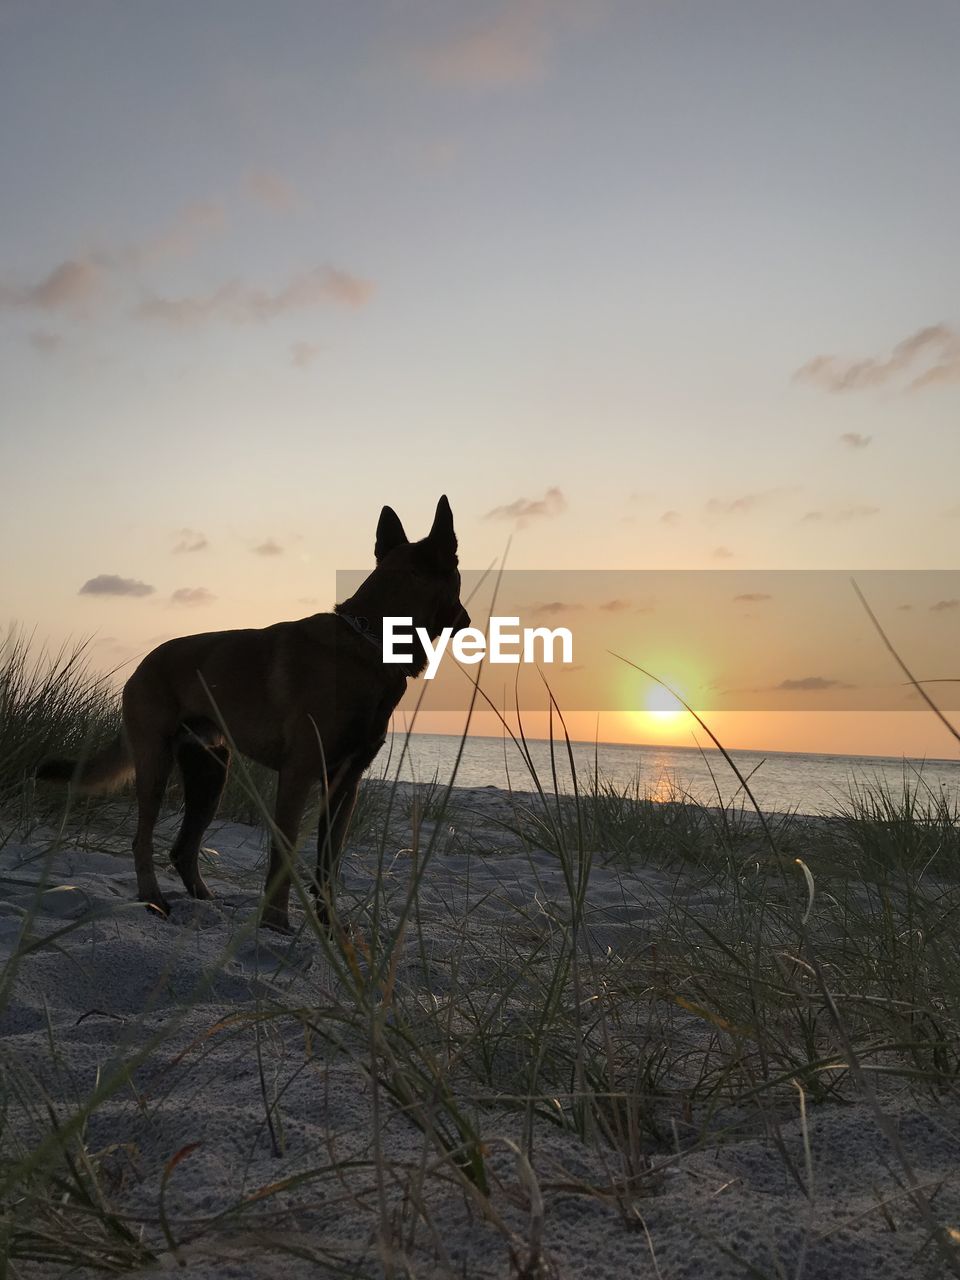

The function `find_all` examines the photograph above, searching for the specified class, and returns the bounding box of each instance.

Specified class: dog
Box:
[38,496,469,932]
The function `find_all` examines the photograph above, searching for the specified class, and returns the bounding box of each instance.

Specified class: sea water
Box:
[374,732,960,817]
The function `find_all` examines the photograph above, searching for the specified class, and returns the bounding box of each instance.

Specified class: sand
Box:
[2,783,959,1278]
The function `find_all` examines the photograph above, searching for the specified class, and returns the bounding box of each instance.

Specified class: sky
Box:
[2,1,960,758]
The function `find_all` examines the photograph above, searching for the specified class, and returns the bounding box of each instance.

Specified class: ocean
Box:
[373,732,960,817]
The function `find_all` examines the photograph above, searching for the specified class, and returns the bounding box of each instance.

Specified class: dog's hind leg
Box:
[123,675,179,916]
[130,741,175,915]
[170,720,230,900]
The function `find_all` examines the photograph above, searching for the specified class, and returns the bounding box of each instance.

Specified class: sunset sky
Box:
[2,2,959,758]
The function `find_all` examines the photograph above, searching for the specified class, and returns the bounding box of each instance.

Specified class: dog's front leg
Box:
[315,761,364,927]
[261,765,313,933]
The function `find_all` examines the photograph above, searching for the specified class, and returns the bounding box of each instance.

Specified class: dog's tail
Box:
[37,736,134,793]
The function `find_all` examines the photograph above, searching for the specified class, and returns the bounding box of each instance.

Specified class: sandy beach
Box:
[3,781,959,1278]
[8,3,960,1275]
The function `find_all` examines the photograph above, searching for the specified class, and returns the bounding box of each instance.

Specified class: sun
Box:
[644,685,686,721]
[615,662,700,741]
[624,682,694,741]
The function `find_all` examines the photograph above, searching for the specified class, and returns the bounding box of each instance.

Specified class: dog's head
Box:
[371,495,470,640]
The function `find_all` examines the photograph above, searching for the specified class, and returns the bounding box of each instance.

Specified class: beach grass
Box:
[2,632,960,1276]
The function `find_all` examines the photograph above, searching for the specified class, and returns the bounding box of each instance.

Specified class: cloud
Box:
[834,504,880,521]
[706,496,758,516]
[247,171,297,212]
[416,0,603,89]
[795,324,960,394]
[801,505,880,523]
[485,486,566,523]
[659,510,681,526]
[93,636,137,659]
[775,676,853,691]
[930,599,960,612]
[712,546,735,559]
[1,205,222,319]
[110,202,225,270]
[171,587,216,606]
[705,491,783,517]
[599,599,631,612]
[290,340,323,369]
[253,539,284,557]
[27,329,63,355]
[418,2,551,88]
[840,432,872,449]
[527,601,584,616]
[0,259,102,310]
[734,592,771,603]
[79,574,154,597]
[173,528,208,553]
[137,265,374,327]
[3,209,369,350]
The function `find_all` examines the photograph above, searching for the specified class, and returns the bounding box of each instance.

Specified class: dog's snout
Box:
[455,605,471,630]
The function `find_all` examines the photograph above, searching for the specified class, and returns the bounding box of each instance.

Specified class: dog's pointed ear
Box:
[426,494,458,565]
[375,506,408,561]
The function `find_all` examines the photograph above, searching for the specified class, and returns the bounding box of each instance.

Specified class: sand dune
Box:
[2,784,959,1277]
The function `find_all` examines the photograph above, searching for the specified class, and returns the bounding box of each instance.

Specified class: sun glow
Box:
[622,682,696,742]
[644,685,686,720]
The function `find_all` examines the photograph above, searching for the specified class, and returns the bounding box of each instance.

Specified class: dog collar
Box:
[338,612,414,678]
[338,611,380,649]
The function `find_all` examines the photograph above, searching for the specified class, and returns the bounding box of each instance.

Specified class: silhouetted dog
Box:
[38,497,469,931]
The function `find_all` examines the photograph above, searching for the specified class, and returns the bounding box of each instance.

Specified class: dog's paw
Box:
[143,895,171,920]
[259,906,293,935]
